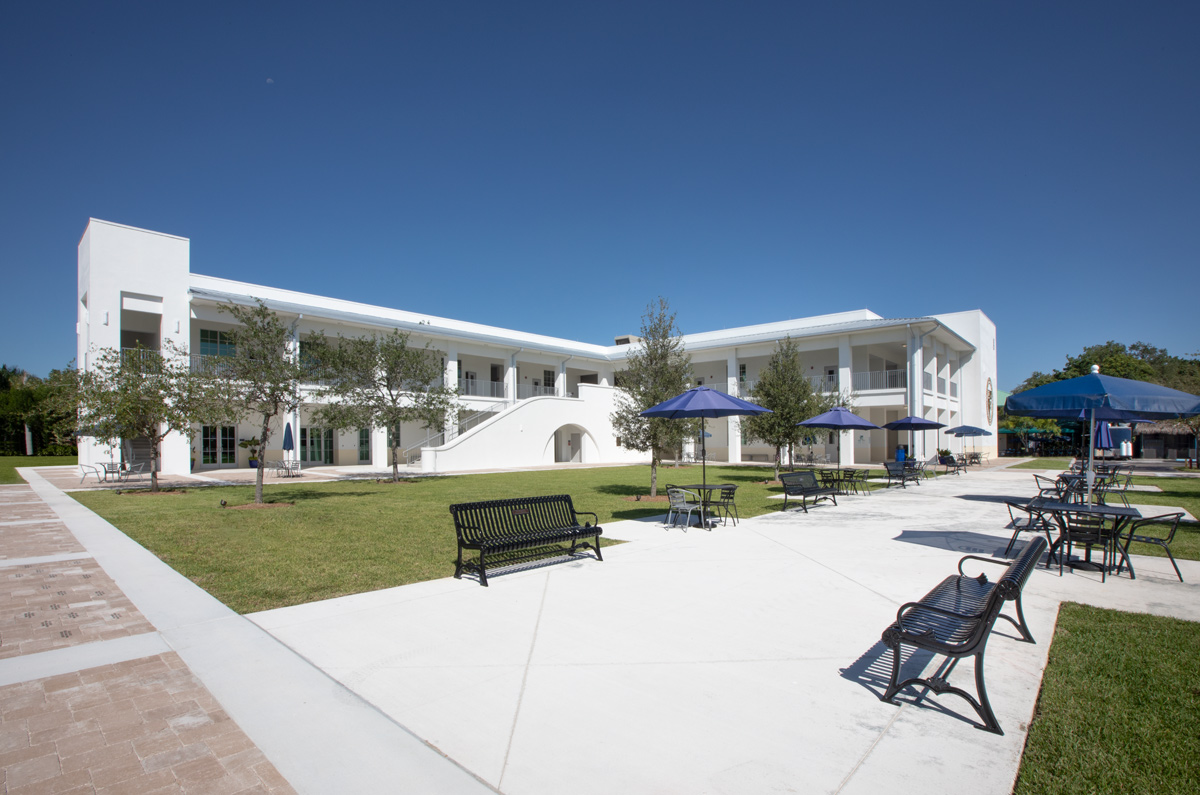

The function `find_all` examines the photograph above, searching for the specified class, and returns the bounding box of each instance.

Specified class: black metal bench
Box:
[449,494,603,586]
[939,455,968,475]
[880,535,1046,735]
[883,461,920,488]
[779,470,838,513]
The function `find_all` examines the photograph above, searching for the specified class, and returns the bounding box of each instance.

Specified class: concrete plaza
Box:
[6,464,1199,793]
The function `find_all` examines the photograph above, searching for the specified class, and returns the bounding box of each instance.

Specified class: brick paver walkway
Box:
[0,484,295,794]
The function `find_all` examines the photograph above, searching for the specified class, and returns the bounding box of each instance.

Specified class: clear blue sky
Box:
[2,1,1197,389]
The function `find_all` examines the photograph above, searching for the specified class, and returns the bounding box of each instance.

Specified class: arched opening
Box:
[550,423,595,463]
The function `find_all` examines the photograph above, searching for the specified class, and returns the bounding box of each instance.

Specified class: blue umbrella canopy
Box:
[640,386,772,419]
[797,406,880,431]
[282,422,295,451]
[797,407,880,469]
[883,416,945,462]
[882,415,945,431]
[640,386,772,487]
[943,425,992,437]
[1094,420,1114,450]
[1006,371,1200,420]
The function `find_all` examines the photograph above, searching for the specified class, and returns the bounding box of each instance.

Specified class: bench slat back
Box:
[779,470,819,492]
[450,495,581,543]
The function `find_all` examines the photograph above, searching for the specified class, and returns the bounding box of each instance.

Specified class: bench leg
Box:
[996,596,1035,644]
[880,642,1004,735]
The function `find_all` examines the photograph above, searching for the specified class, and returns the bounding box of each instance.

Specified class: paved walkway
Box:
[3,472,492,795]
[5,465,1198,793]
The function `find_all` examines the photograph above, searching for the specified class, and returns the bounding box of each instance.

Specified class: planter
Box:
[250,460,259,468]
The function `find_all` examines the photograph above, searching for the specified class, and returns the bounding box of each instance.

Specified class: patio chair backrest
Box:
[667,488,695,509]
[718,485,737,502]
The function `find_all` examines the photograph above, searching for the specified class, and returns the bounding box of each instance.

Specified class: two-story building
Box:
[76,219,998,475]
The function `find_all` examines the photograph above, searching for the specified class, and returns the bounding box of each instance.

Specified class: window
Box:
[739,364,747,382]
[358,429,370,462]
[199,329,235,357]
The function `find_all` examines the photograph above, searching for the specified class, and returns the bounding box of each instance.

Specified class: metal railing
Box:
[937,376,947,395]
[403,408,501,465]
[950,382,958,398]
[923,372,934,391]
[121,347,161,364]
[517,384,558,400]
[851,370,907,391]
[458,378,507,399]
[189,353,235,376]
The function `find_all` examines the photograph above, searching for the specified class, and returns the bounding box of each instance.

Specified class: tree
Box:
[72,342,225,492]
[742,337,825,480]
[307,329,459,481]
[610,297,692,497]
[220,300,306,504]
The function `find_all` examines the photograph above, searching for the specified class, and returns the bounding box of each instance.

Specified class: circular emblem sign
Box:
[986,377,994,424]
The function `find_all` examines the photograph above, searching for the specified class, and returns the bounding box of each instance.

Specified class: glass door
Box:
[301,427,335,464]
[201,426,237,467]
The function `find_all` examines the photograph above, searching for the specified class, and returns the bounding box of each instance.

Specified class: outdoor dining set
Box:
[1005,464,1185,583]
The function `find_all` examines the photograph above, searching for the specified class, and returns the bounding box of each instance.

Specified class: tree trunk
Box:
[391,444,400,482]
[773,447,780,481]
[254,414,271,504]
[149,438,160,493]
[650,452,659,497]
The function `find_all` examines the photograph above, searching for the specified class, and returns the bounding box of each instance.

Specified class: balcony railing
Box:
[458,378,507,399]
[121,347,161,364]
[937,376,947,395]
[950,382,958,398]
[851,370,907,391]
[923,372,934,391]
[517,384,558,399]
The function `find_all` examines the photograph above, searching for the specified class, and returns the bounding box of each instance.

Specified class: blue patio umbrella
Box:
[640,386,772,488]
[1094,420,1114,450]
[798,407,881,469]
[1007,367,1200,501]
[883,415,945,460]
[943,424,992,456]
[282,422,295,464]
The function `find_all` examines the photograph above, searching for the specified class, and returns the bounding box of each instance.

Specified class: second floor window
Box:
[200,329,235,357]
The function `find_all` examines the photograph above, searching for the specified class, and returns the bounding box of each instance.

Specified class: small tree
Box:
[308,329,459,481]
[73,342,225,492]
[743,337,823,480]
[610,297,692,496]
[221,300,306,504]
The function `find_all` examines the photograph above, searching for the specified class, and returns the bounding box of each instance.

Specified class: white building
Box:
[76,219,998,475]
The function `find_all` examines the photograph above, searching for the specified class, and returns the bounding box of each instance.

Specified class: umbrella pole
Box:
[1087,408,1095,504]
[701,417,707,490]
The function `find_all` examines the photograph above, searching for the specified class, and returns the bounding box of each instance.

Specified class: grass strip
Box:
[1015,602,1200,795]
[0,455,77,484]
[72,464,806,613]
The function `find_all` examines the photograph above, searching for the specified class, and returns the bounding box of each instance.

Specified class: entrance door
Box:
[201,426,237,467]
[301,427,335,464]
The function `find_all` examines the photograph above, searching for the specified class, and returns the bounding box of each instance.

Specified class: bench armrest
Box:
[573,510,599,527]
[957,554,1008,576]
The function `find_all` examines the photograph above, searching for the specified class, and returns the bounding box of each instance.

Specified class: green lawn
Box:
[71,464,795,613]
[1008,457,1076,471]
[1015,602,1200,795]
[0,455,77,484]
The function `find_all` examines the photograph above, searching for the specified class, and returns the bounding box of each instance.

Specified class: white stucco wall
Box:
[421,384,644,472]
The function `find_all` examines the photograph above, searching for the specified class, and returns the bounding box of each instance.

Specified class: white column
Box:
[556,360,567,397]
[838,336,853,466]
[506,353,519,404]
[371,426,388,469]
[444,344,459,441]
[908,332,925,458]
[726,351,742,464]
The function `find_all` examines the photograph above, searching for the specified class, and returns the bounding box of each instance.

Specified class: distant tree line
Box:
[0,365,77,456]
